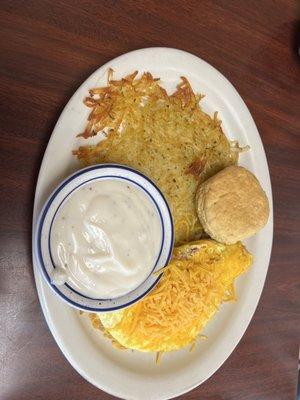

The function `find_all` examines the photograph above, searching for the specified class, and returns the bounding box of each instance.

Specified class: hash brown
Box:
[74,71,238,244]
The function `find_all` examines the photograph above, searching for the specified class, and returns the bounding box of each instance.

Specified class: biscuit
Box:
[196,166,269,244]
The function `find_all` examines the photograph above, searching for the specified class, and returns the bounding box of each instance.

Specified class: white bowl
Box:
[34,164,174,312]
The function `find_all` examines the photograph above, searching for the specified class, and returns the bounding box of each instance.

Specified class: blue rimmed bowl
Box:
[34,164,174,312]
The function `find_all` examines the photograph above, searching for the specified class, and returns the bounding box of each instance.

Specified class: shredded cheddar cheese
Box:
[99,240,252,352]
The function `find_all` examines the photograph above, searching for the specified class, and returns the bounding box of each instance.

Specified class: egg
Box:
[98,240,252,352]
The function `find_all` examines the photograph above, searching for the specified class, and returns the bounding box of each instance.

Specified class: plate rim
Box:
[32,47,273,400]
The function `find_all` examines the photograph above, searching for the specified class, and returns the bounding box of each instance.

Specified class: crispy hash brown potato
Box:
[98,240,253,352]
[74,71,238,244]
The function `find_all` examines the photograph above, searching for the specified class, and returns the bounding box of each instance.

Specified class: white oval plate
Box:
[32,48,273,400]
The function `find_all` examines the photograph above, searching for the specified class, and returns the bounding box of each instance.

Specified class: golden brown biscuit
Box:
[196,166,269,244]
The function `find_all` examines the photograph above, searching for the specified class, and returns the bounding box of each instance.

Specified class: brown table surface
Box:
[1,1,299,399]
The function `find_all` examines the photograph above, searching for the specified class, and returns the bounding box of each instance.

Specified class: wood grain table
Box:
[1,1,299,399]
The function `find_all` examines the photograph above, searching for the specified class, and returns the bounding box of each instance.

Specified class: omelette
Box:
[97,240,252,352]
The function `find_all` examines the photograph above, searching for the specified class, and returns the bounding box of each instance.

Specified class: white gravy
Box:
[50,179,162,298]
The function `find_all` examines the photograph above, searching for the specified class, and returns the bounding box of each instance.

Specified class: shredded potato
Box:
[99,240,252,352]
[74,71,238,244]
